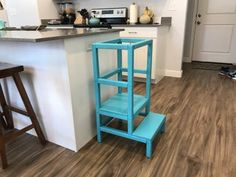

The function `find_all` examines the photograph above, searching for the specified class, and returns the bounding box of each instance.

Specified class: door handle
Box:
[198,14,202,18]
[196,21,201,25]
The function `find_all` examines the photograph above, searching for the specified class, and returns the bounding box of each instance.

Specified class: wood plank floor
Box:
[0,64,236,177]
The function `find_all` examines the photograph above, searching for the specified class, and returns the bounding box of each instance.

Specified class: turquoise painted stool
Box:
[92,38,166,158]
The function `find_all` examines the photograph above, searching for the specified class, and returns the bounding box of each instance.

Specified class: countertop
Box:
[111,23,164,27]
[44,17,172,28]
[46,23,169,29]
[0,28,123,43]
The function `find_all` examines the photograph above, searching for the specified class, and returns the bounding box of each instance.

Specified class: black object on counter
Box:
[73,23,111,29]
[60,13,76,24]
[0,25,47,31]
[78,9,89,19]
[21,25,47,31]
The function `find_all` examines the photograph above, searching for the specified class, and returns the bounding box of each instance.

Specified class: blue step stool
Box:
[92,38,166,158]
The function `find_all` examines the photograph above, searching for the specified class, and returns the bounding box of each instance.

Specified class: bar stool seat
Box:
[0,62,46,169]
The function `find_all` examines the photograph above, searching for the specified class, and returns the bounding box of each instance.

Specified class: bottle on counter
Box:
[129,3,138,24]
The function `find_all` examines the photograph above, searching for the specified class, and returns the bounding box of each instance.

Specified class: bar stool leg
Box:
[12,73,46,145]
[0,126,7,169]
[0,84,14,129]
[0,114,7,130]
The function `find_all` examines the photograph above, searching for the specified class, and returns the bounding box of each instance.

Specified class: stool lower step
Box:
[99,112,166,158]
[133,112,166,140]
[133,112,166,158]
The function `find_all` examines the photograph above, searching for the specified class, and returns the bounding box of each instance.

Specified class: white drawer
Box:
[117,27,158,38]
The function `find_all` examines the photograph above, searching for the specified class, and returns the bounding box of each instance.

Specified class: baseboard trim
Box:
[164,70,183,78]
[183,57,191,63]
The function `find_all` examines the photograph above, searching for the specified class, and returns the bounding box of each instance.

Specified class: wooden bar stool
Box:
[0,62,46,169]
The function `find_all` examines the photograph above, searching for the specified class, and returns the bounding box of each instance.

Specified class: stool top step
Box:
[93,38,153,50]
[0,62,24,78]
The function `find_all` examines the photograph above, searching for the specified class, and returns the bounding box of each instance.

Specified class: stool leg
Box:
[161,122,166,133]
[12,73,46,145]
[0,114,7,129]
[0,84,14,129]
[146,140,152,159]
[0,126,7,169]
[96,113,102,143]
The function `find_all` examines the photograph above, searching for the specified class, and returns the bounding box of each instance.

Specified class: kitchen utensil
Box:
[65,2,74,14]
[78,9,89,19]
[56,2,76,24]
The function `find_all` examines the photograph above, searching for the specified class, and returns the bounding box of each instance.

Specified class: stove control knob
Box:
[117,11,120,14]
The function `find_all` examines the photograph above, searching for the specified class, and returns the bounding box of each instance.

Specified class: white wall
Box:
[5,0,41,27]
[4,0,58,27]
[162,0,189,75]
[37,0,58,19]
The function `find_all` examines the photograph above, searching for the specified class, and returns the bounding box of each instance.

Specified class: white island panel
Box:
[0,31,120,151]
[64,33,118,150]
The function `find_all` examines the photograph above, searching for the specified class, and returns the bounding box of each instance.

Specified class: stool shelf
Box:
[92,38,166,158]
[100,93,148,120]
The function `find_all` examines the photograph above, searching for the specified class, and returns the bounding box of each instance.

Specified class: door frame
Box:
[188,0,200,62]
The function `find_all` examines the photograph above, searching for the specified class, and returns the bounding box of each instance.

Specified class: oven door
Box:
[100,18,127,24]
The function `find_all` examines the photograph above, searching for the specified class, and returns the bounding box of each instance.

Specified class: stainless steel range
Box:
[91,7,128,24]
[47,7,128,29]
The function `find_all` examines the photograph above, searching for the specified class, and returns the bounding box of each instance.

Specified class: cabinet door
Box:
[119,27,158,38]
[122,38,157,79]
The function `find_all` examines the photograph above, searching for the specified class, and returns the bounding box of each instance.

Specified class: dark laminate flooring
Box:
[0,64,236,177]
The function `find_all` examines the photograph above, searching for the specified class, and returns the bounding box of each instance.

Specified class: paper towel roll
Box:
[130,3,138,24]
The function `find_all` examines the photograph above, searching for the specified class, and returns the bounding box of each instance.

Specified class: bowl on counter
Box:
[0,21,6,30]
[89,17,100,26]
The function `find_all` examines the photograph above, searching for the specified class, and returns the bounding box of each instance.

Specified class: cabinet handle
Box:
[128,32,137,34]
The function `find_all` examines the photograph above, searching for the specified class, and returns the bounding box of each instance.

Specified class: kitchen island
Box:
[0,28,122,151]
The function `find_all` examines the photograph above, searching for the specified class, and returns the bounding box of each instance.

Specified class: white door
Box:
[193,0,236,63]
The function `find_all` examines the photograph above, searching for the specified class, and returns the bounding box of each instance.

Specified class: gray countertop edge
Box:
[46,23,170,28]
[36,29,123,42]
[111,24,168,27]
[0,29,124,43]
